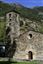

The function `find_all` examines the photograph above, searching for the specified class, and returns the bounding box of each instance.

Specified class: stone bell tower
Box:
[6,11,20,44]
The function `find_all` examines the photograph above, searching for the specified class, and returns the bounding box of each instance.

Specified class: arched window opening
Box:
[29,34,32,38]
[9,19,12,21]
[28,51,33,60]
[9,14,11,18]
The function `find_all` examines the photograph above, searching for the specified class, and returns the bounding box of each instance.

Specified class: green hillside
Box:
[0,20,6,41]
[14,4,38,21]
[0,1,12,41]
[0,1,43,22]
[33,6,43,12]
[0,1,12,16]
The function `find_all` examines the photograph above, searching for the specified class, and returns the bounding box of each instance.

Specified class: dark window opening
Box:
[9,23,11,25]
[9,14,11,18]
[29,34,32,38]
[28,51,33,60]
[9,19,12,21]
[25,23,28,26]
[20,20,23,26]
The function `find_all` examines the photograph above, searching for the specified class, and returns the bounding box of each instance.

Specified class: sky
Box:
[0,0,43,8]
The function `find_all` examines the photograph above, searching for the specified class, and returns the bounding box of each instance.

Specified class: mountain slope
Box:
[13,3,39,21]
[0,1,39,21]
[0,1,43,22]
[33,6,43,12]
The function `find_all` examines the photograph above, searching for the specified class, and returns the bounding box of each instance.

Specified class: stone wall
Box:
[13,31,43,60]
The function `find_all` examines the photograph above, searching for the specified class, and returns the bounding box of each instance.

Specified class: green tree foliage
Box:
[0,20,6,41]
[0,1,12,16]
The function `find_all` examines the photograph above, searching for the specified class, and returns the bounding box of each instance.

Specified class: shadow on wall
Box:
[5,26,17,57]
[5,40,17,58]
[11,40,17,57]
[6,27,11,35]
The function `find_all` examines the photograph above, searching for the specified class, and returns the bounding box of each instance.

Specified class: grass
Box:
[0,61,43,64]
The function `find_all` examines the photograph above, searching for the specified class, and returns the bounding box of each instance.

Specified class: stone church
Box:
[6,9,43,61]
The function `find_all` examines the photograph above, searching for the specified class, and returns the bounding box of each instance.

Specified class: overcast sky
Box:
[0,0,43,8]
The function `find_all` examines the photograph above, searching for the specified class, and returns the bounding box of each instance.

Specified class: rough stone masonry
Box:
[6,10,43,61]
